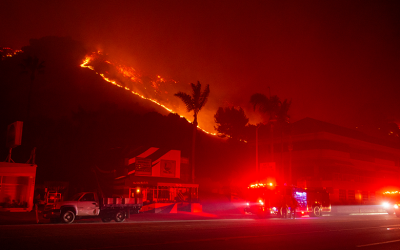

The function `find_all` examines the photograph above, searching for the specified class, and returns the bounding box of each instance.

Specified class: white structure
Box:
[0,162,37,211]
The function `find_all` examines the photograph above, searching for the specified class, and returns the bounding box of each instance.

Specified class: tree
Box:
[276,98,292,126]
[214,106,249,141]
[250,93,281,122]
[21,55,45,120]
[175,81,210,183]
[250,92,291,184]
[250,93,281,160]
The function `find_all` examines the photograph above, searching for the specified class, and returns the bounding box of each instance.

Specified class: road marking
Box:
[349,213,388,216]
[357,239,400,247]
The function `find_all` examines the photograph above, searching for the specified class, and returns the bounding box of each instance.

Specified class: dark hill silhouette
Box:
[0,36,255,192]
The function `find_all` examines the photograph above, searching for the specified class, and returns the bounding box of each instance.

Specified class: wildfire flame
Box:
[80,52,216,135]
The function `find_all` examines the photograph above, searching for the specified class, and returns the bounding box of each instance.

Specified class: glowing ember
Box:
[80,52,216,135]
[1,47,22,59]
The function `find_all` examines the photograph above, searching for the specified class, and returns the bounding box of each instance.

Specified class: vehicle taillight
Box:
[259,199,264,205]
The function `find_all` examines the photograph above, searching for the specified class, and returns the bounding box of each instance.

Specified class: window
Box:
[347,190,355,201]
[339,189,346,201]
[80,193,95,201]
[71,193,84,201]
[0,176,30,208]
[370,192,376,201]
[362,191,368,202]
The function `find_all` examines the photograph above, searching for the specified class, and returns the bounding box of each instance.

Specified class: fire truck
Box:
[382,191,400,215]
[244,183,331,218]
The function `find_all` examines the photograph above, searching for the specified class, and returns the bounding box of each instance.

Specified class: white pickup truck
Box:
[43,192,142,223]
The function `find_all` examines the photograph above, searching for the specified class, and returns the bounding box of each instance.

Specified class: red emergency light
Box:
[383,191,399,194]
[248,182,274,189]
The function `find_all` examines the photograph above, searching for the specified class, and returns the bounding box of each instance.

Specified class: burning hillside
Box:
[0,47,22,60]
[80,51,217,135]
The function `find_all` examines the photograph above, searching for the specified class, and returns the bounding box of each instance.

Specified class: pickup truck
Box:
[43,192,142,223]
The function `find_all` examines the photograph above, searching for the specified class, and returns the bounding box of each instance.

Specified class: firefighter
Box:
[291,196,298,219]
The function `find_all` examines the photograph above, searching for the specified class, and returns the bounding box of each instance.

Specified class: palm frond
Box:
[198,84,210,110]
[191,81,201,104]
[174,92,194,112]
[250,93,269,112]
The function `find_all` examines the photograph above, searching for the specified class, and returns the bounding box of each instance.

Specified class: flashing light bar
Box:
[249,182,274,188]
[383,191,400,194]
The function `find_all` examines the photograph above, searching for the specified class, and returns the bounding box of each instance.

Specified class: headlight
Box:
[394,204,399,209]
[383,202,390,209]
[258,199,264,205]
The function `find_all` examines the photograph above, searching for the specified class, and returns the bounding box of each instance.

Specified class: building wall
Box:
[0,162,37,211]
[151,150,181,178]
[266,131,400,205]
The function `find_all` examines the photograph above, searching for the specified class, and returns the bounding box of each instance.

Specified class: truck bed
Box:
[100,198,142,208]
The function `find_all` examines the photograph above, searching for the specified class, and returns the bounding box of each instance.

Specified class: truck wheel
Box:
[61,210,75,224]
[115,211,126,222]
[312,206,322,217]
[101,217,112,222]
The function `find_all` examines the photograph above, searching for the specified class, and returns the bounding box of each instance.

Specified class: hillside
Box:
[0,36,255,191]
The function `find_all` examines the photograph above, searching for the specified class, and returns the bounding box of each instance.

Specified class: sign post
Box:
[5,121,23,162]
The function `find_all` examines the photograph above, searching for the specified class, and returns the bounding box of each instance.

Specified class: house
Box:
[113,147,202,213]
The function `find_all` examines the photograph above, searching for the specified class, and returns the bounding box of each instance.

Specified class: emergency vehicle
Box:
[382,191,400,215]
[244,183,331,218]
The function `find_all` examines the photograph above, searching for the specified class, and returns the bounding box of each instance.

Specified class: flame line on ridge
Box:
[80,54,217,136]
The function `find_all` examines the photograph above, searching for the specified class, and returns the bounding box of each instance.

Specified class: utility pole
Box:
[256,124,261,182]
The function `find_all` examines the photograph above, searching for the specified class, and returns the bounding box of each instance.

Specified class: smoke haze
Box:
[1,0,400,132]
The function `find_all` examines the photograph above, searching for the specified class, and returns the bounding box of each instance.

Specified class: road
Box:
[2,214,400,250]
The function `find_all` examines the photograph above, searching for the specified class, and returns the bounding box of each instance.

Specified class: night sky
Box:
[1,0,400,132]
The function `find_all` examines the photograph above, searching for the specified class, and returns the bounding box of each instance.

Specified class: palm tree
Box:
[21,55,45,120]
[250,93,281,161]
[250,93,291,184]
[276,98,291,184]
[175,81,210,183]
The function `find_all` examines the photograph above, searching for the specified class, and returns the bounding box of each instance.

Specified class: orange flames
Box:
[1,47,22,60]
[80,52,216,135]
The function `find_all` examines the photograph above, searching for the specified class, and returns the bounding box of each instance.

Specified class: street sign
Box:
[6,121,23,148]
[135,157,152,176]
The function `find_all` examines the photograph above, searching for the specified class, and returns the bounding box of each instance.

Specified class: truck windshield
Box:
[70,193,84,201]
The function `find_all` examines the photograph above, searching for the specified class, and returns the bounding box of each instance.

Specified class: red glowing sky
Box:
[1,0,400,131]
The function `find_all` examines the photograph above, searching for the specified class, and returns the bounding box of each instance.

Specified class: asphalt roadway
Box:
[2,213,400,250]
